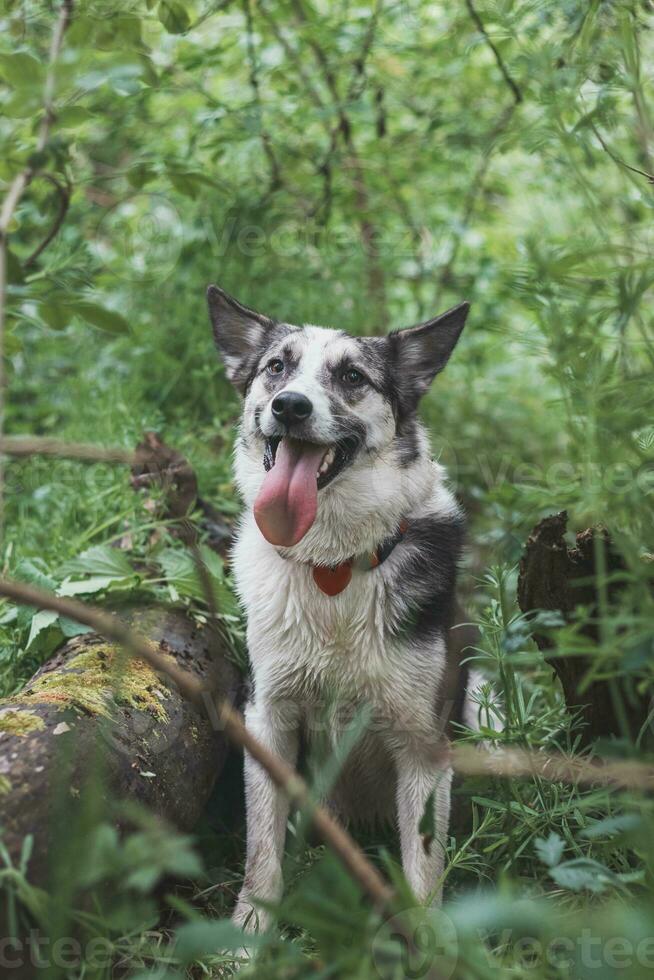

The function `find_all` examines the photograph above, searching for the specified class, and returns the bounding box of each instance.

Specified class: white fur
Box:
[232,463,459,931]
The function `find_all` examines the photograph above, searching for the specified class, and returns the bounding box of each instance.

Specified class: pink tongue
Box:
[254,438,325,546]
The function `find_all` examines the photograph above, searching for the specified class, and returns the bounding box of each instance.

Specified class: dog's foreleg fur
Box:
[395,746,452,904]
[232,700,300,933]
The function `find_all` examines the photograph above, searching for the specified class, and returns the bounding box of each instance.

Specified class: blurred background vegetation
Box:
[1,0,653,976]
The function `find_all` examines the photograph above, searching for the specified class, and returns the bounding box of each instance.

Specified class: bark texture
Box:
[517,510,650,745]
[0,605,240,884]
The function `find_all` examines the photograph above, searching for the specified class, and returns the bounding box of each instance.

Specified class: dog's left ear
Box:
[207,284,276,393]
[389,301,470,410]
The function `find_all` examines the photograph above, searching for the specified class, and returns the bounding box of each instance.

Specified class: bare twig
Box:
[0,0,74,542]
[449,743,654,792]
[465,0,522,105]
[24,175,72,268]
[590,122,654,184]
[0,436,136,465]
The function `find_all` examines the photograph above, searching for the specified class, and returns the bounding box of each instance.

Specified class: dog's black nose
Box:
[271,391,313,425]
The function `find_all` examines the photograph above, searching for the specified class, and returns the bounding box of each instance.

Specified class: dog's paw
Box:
[232,897,274,937]
[224,904,270,972]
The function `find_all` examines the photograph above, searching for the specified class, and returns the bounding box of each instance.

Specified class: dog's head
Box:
[207,285,469,553]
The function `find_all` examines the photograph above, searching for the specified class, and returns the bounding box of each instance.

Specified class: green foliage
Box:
[1,0,654,976]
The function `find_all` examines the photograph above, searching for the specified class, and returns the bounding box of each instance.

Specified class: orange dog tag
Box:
[312,561,353,596]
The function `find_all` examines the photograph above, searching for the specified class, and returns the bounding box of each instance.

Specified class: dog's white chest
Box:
[233,518,399,700]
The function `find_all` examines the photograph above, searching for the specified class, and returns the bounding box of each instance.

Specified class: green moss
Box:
[0,774,11,794]
[9,644,170,722]
[0,709,46,737]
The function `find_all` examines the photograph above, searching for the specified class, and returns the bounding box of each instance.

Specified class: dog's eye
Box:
[266,358,284,376]
[341,367,364,386]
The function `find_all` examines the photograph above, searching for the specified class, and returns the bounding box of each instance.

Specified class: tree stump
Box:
[517,511,651,745]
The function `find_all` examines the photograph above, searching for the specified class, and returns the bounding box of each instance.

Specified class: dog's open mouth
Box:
[255,435,359,547]
[263,435,358,488]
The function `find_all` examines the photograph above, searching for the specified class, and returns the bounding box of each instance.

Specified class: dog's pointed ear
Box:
[389,301,470,410]
[207,285,276,393]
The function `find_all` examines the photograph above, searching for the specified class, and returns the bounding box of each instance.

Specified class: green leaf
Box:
[39,301,71,331]
[58,546,137,596]
[1,92,40,118]
[0,51,44,88]
[6,248,23,285]
[129,971,184,980]
[39,298,130,334]
[158,549,202,601]
[534,832,565,868]
[0,604,18,626]
[581,814,642,840]
[60,544,135,581]
[174,920,266,963]
[26,609,59,649]
[58,575,134,596]
[127,163,156,189]
[55,105,92,130]
[60,544,134,578]
[14,560,58,630]
[59,616,95,638]
[158,0,190,34]
[549,858,627,894]
[14,558,57,594]
[157,545,239,617]
[70,301,130,334]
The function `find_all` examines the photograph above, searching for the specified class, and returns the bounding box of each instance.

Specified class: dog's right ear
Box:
[207,285,276,394]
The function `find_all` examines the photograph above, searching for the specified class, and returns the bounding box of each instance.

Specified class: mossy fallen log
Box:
[0,605,240,885]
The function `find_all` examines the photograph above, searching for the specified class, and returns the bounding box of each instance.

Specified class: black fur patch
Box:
[394,416,421,467]
[394,513,464,643]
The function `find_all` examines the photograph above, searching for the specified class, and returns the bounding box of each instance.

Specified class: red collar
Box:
[311,519,409,597]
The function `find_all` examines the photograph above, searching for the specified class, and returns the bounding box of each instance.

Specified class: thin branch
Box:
[0,437,136,465]
[449,742,654,792]
[242,0,282,191]
[0,0,74,545]
[346,0,381,104]
[259,8,327,112]
[590,121,654,184]
[290,0,387,323]
[24,175,72,269]
[437,101,516,292]
[465,0,522,105]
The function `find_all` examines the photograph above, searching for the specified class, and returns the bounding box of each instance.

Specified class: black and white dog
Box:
[207,285,480,931]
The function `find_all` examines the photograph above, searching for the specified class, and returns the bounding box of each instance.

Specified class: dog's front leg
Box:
[233,699,299,934]
[395,748,452,905]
